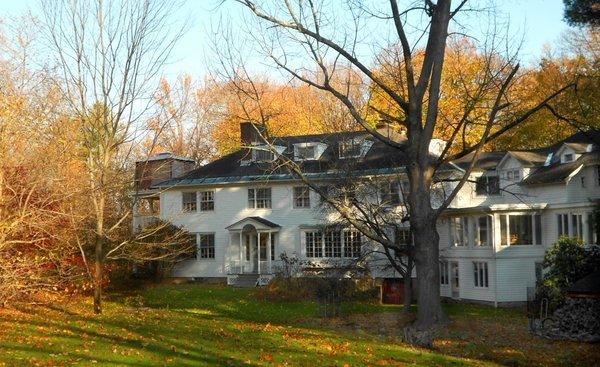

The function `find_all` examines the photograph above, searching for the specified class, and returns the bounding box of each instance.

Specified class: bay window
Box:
[304,228,362,259]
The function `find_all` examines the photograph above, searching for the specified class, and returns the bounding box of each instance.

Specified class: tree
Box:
[563,0,600,26]
[228,0,575,343]
[41,0,187,314]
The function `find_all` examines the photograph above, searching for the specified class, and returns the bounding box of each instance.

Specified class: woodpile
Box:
[540,298,600,342]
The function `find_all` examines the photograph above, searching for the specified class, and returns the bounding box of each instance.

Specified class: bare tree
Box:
[222,0,575,344]
[41,0,187,314]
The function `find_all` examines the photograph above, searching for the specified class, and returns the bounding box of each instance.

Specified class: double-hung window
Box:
[379,181,400,205]
[324,230,342,257]
[557,213,570,237]
[343,230,362,258]
[476,176,500,195]
[198,233,215,259]
[499,214,542,246]
[572,214,584,239]
[293,186,311,208]
[476,216,491,246]
[182,192,197,212]
[451,217,469,246]
[395,227,412,245]
[248,188,272,208]
[473,262,489,288]
[200,190,214,211]
[440,261,449,285]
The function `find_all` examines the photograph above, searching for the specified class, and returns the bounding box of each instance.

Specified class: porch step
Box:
[229,274,260,288]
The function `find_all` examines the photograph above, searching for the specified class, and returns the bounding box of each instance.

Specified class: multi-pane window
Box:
[499,214,542,245]
[451,217,469,246]
[379,181,400,205]
[473,262,489,288]
[182,192,197,212]
[440,261,449,285]
[339,140,362,158]
[597,166,600,186]
[200,190,214,211]
[343,230,362,258]
[324,230,342,257]
[305,229,361,258]
[476,216,491,246]
[505,169,521,181]
[198,234,215,259]
[305,231,323,258]
[253,148,274,162]
[318,185,330,203]
[395,227,412,245]
[475,176,500,195]
[297,145,316,160]
[293,186,311,208]
[248,188,272,208]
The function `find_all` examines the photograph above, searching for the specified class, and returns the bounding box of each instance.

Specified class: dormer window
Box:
[339,140,362,159]
[297,145,316,160]
[252,147,275,162]
[562,153,574,163]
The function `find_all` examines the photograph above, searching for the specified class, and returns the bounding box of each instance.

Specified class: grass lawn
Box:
[0,284,597,366]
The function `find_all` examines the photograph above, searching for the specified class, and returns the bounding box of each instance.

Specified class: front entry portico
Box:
[226,217,280,275]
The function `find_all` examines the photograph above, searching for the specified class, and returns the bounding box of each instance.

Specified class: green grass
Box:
[0,284,597,366]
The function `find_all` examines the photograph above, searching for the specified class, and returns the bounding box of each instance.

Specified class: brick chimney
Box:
[240,121,267,146]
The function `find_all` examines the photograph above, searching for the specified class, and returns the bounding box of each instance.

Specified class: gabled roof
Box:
[225,216,281,230]
[521,152,600,185]
[507,150,549,167]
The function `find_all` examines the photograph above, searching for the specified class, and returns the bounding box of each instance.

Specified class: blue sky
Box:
[2,0,571,80]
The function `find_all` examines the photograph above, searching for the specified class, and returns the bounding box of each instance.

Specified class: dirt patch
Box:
[301,312,414,337]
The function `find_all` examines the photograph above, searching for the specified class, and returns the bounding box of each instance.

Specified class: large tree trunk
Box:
[403,255,413,314]
[412,220,446,328]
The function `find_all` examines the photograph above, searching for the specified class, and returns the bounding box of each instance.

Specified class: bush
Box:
[542,237,600,305]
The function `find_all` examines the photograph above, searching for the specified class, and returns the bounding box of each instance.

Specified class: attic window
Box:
[297,145,316,160]
[562,153,574,163]
[339,140,362,159]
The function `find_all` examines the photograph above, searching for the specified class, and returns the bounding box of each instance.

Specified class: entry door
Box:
[450,262,459,298]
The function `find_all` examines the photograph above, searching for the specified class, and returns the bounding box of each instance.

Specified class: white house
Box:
[134,123,600,306]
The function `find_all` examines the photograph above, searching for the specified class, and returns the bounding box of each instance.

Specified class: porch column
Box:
[257,232,261,274]
[267,231,272,273]
[239,231,243,273]
[228,232,232,274]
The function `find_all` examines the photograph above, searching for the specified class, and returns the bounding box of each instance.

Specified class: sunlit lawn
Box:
[0,284,598,366]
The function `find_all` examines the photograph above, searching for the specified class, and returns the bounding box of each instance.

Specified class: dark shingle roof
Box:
[522,151,600,185]
[158,131,415,187]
